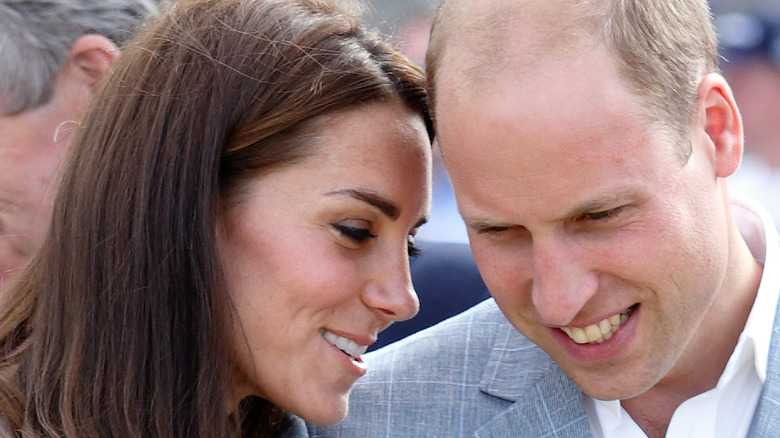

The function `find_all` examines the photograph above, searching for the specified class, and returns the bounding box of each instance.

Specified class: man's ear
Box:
[65,34,119,87]
[697,73,743,178]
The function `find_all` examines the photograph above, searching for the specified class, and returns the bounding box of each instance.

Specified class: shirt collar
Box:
[730,195,780,382]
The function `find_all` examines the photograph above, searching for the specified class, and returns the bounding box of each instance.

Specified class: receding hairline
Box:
[427,0,607,115]
[431,0,605,73]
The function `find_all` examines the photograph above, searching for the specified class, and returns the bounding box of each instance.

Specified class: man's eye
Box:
[333,224,376,242]
[584,206,624,222]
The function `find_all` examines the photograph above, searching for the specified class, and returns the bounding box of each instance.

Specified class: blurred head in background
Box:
[0,0,161,292]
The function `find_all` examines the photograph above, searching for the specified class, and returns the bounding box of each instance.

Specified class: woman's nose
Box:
[361,255,419,322]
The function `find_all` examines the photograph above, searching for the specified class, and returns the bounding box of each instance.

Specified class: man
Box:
[306,0,780,436]
[0,0,160,291]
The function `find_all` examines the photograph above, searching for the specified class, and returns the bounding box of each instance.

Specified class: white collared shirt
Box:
[584,196,780,438]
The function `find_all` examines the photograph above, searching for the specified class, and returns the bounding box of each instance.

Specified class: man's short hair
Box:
[427,0,718,160]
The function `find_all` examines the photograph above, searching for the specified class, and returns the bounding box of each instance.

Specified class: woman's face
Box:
[218,100,432,425]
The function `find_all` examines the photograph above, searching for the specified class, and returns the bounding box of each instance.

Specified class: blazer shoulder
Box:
[309,299,559,437]
[368,298,508,366]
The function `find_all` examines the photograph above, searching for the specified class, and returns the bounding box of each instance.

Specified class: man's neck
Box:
[620,378,717,437]
[620,391,686,438]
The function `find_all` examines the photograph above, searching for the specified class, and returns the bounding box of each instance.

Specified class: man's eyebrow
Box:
[565,189,640,218]
[327,189,400,220]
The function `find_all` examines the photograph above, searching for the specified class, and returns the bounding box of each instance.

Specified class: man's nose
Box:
[530,238,598,326]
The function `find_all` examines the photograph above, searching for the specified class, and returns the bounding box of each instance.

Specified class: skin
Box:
[0,35,117,292]
[436,32,762,436]
[217,100,432,425]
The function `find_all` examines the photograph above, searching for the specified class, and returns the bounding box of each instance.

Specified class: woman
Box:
[0,0,432,435]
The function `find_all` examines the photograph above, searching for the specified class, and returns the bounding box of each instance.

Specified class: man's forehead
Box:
[432,0,604,99]
[434,38,602,126]
[433,38,657,177]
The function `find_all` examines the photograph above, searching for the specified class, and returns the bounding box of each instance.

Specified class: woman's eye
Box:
[407,234,421,258]
[333,223,376,243]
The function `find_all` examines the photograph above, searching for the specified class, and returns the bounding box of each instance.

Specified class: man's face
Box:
[0,88,84,291]
[437,42,734,400]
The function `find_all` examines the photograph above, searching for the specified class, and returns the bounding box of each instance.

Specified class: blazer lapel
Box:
[476,366,591,437]
[475,323,592,437]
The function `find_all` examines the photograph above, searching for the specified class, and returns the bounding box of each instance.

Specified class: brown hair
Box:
[426,0,717,159]
[0,0,430,436]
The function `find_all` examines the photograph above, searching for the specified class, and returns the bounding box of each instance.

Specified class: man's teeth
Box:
[560,308,632,344]
[322,330,367,359]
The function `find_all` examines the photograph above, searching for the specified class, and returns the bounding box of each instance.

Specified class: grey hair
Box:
[0,0,160,115]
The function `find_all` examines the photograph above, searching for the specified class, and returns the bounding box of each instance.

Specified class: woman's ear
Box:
[66,34,120,87]
[697,73,744,178]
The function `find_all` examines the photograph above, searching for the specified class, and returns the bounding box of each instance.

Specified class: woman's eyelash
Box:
[333,223,421,257]
[333,224,377,242]
[408,241,421,258]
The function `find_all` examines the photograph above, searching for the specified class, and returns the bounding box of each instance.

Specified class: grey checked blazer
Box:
[288,294,780,438]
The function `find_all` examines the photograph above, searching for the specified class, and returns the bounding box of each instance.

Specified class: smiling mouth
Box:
[321,330,367,362]
[560,304,638,344]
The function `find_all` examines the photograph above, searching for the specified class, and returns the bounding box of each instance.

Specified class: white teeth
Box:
[561,307,634,344]
[321,330,367,359]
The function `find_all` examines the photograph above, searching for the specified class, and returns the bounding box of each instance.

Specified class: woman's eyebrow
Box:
[327,189,400,220]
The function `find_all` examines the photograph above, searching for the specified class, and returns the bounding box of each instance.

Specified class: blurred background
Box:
[711,0,780,228]
[365,0,780,242]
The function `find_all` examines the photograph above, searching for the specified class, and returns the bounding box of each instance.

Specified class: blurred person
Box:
[0,0,432,435]
[0,0,161,292]
[715,3,780,227]
[307,0,780,437]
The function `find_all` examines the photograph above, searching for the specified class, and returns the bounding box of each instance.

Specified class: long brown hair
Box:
[0,0,430,436]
